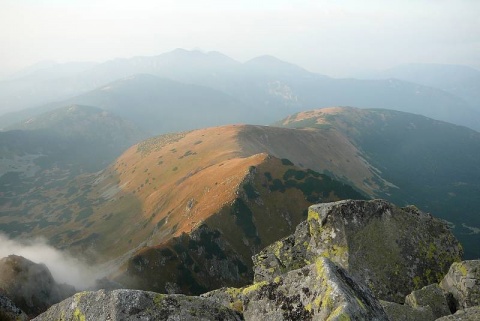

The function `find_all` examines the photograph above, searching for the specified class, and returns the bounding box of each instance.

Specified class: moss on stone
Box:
[241,281,268,295]
[326,306,351,321]
[457,262,469,276]
[73,308,86,321]
[153,293,166,306]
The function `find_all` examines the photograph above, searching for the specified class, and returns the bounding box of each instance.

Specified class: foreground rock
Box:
[440,260,480,311]
[436,306,480,320]
[0,255,76,317]
[380,300,435,321]
[32,289,244,321]
[253,199,463,303]
[204,257,389,321]
[0,293,28,321]
[405,284,451,318]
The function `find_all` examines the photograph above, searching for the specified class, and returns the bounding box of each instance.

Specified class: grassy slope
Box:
[0,123,368,293]
[276,106,480,259]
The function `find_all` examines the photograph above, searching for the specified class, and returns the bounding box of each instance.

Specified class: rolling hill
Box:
[0,124,368,293]
[1,107,479,295]
[276,107,480,258]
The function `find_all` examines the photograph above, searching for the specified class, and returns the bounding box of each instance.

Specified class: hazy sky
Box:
[1,0,479,77]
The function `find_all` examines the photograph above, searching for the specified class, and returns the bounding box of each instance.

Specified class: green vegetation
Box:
[231,198,261,244]
[281,158,294,166]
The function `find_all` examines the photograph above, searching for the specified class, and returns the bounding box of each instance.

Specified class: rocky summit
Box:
[203,256,389,321]
[440,260,480,310]
[11,200,480,320]
[253,199,463,303]
[32,289,244,321]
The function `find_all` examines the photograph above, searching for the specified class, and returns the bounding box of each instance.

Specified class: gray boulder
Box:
[205,257,389,321]
[405,284,451,318]
[0,293,28,321]
[439,260,480,310]
[435,306,480,321]
[0,255,76,317]
[32,289,244,321]
[253,200,463,303]
[380,300,435,321]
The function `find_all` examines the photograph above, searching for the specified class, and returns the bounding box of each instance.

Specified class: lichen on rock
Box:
[206,257,388,321]
[380,300,435,321]
[253,199,463,303]
[404,284,451,319]
[32,289,244,321]
[439,260,480,310]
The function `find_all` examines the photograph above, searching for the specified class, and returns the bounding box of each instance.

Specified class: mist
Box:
[0,233,101,290]
[1,0,479,78]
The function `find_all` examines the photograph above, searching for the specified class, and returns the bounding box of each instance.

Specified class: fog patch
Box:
[0,233,100,290]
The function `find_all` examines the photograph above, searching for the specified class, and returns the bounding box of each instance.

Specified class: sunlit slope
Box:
[276,106,480,258]
[50,124,366,256]
[0,124,366,293]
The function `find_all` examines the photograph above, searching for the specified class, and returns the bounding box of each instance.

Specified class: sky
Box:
[0,0,479,77]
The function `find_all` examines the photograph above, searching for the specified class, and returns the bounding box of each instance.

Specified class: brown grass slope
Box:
[0,124,369,293]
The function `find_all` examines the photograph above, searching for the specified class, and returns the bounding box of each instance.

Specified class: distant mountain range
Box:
[1,49,479,132]
[0,106,478,295]
[359,63,480,109]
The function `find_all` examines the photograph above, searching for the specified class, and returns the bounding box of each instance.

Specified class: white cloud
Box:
[0,233,100,290]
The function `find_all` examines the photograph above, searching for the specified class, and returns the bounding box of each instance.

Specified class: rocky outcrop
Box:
[435,306,480,321]
[0,255,76,317]
[203,257,389,321]
[32,289,244,321]
[439,260,480,311]
[380,300,435,321]
[0,293,28,321]
[405,284,451,318]
[381,260,480,321]
[253,199,463,303]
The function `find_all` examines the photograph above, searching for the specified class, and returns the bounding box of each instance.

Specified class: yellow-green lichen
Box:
[273,241,284,258]
[73,308,86,321]
[426,242,437,259]
[242,281,268,295]
[355,297,366,310]
[315,258,326,276]
[308,209,320,221]
[314,259,336,310]
[413,276,422,289]
[326,306,351,321]
[153,293,166,306]
[457,263,468,276]
[73,292,87,304]
[305,302,313,312]
[321,244,348,263]
[225,287,242,298]
[273,276,282,283]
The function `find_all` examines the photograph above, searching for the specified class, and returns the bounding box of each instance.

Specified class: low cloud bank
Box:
[0,233,100,290]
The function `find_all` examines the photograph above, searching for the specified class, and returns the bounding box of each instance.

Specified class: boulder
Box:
[439,260,480,310]
[205,257,389,321]
[435,306,480,321]
[380,300,435,321]
[0,293,28,321]
[33,289,244,321]
[0,255,76,317]
[404,284,451,318]
[253,200,463,303]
